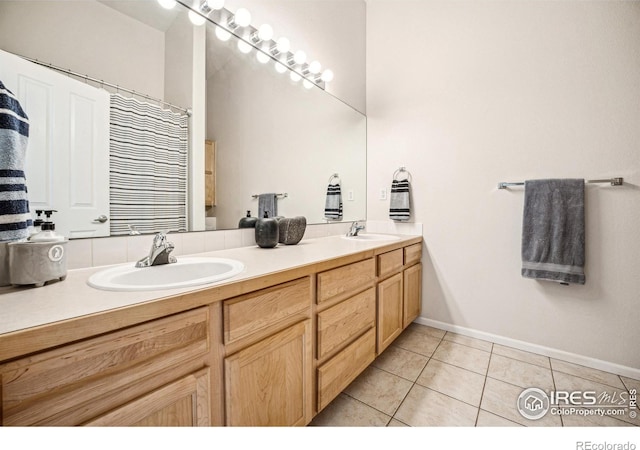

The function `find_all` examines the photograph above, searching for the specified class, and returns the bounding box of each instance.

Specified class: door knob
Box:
[93,215,109,223]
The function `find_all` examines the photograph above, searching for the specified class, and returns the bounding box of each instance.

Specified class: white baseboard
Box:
[415,317,640,381]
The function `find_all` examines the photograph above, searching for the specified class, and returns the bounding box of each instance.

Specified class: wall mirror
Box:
[0,0,366,238]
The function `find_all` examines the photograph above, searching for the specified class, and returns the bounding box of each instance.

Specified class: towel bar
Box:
[498,177,623,190]
[251,193,288,198]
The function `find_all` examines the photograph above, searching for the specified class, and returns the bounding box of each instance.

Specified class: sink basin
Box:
[87,257,245,292]
[341,233,401,242]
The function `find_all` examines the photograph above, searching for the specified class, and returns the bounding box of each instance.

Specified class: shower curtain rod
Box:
[498,177,624,190]
[18,54,192,116]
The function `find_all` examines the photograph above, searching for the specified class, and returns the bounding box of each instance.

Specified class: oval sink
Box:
[341,233,401,242]
[87,257,245,292]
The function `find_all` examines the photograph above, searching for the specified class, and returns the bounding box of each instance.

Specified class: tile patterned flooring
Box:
[310,323,639,427]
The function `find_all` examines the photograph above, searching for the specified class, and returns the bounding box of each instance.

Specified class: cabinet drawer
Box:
[317,258,375,304]
[0,307,210,426]
[404,243,422,266]
[317,287,375,361]
[317,327,376,411]
[377,248,403,278]
[224,277,311,345]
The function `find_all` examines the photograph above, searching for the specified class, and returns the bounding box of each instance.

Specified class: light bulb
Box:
[215,26,231,41]
[275,61,287,74]
[238,40,252,54]
[233,8,252,27]
[188,10,206,26]
[257,24,274,41]
[256,52,270,64]
[308,60,321,74]
[293,50,306,65]
[321,69,334,83]
[157,0,176,9]
[290,71,302,82]
[275,37,290,54]
[206,0,224,10]
[303,80,314,89]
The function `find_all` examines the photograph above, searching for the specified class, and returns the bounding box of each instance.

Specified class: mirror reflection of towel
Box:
[258,193,278,218]
[389,179,411,221]
[324,182,342,221]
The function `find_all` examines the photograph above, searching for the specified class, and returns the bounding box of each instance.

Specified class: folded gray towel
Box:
[389,179,411,221]
[258,193,277,218]
[521,179,585,285]
[324,182,342,221]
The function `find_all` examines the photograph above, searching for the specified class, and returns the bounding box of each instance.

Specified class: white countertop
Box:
[0,234,420,336]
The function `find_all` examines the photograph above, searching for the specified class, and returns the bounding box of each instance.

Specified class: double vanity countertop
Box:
[0,233,422,361]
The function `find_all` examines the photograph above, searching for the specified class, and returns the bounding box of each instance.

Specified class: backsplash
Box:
[65,220,423,270]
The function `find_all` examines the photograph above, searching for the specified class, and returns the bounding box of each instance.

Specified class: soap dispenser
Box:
[238,210,258,228]
[30,210,64,242]
[255,211,279,248]
[8,209,68,287]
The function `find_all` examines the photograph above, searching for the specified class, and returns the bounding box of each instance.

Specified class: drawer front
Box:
[317,258,375,304]
[1,307,210,426]
[317,287,375,361]
[404,243,422,266]
[377,248,403,278]
[224,277,311,345]
[317,327,376,411]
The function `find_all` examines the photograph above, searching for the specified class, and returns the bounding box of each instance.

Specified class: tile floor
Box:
[310,323,639,427]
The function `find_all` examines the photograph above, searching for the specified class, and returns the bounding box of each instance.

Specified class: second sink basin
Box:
[342,233,401,242]
[87,256,245,292]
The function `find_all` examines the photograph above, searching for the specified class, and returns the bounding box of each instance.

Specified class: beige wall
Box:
[225,0,366,113]
[0,1,166,99]
[366,0,640,370]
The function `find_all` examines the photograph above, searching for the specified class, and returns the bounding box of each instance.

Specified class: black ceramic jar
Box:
[255,211,279,248]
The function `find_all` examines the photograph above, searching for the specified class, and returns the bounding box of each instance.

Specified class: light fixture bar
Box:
[174,0,328,90]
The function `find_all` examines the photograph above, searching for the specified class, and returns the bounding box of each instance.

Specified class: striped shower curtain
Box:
[109,94,188,236]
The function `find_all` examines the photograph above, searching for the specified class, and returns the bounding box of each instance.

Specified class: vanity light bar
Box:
[173,0,330,90]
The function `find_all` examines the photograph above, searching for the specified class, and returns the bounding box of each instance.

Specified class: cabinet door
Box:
[85,368,210,426]
[377,272,403,353]
[403,263,422,328]
[225,320,312,426]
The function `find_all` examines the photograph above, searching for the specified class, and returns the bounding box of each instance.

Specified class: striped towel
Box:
[0,80,32,242]
[324,181,343,221]
[389,179,411,221]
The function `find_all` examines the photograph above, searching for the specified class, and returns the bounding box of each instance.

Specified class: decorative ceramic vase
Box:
[255,211,279,248]
[238,210,257,228]
[278,216,307,245]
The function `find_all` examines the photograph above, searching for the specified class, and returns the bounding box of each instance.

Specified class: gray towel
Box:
[389,179,411,221]
[521,179,585,285]
[258,193,277,218]
[324,182,343,221]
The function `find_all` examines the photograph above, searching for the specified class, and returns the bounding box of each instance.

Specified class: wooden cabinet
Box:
[205,140,216,207]
[222,278,313,426]
[86,368,210,426]
[225,320,312,426]
[0,236,423,427]
[376,244,423,354]
[0,308,211,426]
[377,272,404,353]
[404,263,422,328]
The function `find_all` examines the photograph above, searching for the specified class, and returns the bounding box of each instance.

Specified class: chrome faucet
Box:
[346,222,365,237]
[135,231,177,268]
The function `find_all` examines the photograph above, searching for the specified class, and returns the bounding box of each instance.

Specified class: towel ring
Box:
[328,173,341,184]
[393,167,412,182]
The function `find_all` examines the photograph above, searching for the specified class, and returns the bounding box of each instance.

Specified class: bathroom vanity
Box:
[0,233,422,426]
